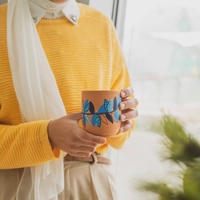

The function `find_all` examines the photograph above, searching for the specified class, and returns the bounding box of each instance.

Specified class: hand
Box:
[48,113,106,157]
[120,87,138,132]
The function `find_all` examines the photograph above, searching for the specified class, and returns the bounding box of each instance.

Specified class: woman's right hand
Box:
[47,112,106,157]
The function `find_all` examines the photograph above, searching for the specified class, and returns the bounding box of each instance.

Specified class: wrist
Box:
[47,120,56,150]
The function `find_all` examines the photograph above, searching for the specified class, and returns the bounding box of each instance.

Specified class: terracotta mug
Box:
[82,90,121,137]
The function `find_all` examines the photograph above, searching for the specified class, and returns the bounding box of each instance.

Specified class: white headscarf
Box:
[7,0,68,199]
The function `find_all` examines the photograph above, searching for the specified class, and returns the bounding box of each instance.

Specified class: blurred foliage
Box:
[138,182,189,200]
[162,115,200,166]
[138,114,200,200]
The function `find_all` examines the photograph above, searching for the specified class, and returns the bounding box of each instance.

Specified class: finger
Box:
[77,129,106,144]
[67,152,92,157]
[68,146,96,155]
[120,98,138,110]
[75,141,100,148]
[120,120,133,132]
[121,109,138,122]
[120,87,134,99]
[69,136,100,148]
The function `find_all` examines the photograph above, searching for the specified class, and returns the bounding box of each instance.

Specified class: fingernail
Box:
[120,128,125,132]
[100,138,106,144]
[121,91,126,97]
[121,103,126,110]
[121,114,126,121]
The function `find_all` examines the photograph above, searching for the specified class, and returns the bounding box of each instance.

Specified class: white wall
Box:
[89,0,114,19]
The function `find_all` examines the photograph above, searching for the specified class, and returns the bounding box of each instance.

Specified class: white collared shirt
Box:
[29,0,80,25]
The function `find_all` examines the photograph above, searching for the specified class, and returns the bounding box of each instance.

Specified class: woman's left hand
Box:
[120,87,138,132]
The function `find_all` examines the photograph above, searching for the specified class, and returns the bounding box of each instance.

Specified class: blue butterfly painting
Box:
[82,94,121,128]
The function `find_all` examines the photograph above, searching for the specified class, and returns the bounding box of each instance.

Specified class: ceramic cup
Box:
[82,90,121,137]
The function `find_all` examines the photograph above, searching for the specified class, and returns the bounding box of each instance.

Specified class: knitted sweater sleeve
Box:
[0,4,60,169]
[0,121,60,169]
[106,21,136,149]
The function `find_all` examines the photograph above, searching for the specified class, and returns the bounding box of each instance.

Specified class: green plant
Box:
[138,115,200,200]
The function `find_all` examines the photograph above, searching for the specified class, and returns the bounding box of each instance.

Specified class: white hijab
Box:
[7,0,68,199]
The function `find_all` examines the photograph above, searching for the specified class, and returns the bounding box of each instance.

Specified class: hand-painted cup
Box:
[82,90,121,137]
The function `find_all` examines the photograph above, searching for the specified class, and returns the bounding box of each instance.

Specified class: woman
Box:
[0,0,138,199]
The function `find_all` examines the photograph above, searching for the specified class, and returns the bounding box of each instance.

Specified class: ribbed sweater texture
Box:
[0,3,134,169]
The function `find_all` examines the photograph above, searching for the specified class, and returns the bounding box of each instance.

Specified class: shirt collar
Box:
[29,0,80,25]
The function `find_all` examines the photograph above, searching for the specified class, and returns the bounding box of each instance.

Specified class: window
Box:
[116,1,200,199]
[123,0,200,123]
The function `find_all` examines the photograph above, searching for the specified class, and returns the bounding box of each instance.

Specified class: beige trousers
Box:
[0,161,117,200]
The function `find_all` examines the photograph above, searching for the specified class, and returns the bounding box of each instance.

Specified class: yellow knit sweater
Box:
[0,3,134,169]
